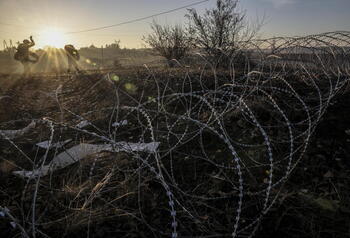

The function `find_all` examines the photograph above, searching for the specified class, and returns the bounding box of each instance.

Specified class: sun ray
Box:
[38,27,67,48]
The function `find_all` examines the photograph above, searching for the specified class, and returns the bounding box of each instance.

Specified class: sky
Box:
[0,0,349,49]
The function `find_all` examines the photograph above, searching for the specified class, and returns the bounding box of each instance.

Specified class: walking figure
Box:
[14,36,39,76]
[64,44,80,73]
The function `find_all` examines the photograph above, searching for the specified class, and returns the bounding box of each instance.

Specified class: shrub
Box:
[186,0,261,68]
[144,21,191,67]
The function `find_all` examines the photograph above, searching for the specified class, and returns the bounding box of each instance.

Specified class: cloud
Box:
[263,0,295,8]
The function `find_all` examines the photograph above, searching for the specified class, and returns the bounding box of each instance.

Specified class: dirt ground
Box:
[0,70,349,237]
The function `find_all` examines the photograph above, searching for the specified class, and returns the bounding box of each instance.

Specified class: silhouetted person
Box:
[64,44,80,73]
[14,36,39,76]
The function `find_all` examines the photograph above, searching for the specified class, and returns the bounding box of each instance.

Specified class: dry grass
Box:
[0,32,350,238]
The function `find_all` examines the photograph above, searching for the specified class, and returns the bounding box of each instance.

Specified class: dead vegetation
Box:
[0,31,350,238]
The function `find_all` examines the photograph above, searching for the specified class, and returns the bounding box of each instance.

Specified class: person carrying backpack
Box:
[64,44,81,73]
[14,36,39,75]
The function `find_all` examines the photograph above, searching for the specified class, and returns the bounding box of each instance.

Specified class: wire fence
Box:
[0,31,350,237]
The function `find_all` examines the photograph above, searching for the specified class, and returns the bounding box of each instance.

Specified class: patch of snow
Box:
[76,120,90,129]
[13,142,160,178]
[36,139,72,149]
[112,120,128,127]
[0,121,36,140]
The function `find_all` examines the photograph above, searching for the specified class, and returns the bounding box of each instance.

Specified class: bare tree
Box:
[144,21,191,67]
[186,0,262,68]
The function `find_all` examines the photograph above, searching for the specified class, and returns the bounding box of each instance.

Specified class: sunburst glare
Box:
[38,27,68,49]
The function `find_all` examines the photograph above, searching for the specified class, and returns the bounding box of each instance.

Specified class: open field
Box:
[0,48,165,74]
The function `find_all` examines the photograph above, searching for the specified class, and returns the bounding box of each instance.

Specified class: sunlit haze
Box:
[38,27,68,48]
[0,0,350,49]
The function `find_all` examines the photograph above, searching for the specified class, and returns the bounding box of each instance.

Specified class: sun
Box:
[38,27,67,48]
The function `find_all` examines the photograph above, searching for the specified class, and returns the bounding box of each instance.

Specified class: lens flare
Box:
[38,27,67,48]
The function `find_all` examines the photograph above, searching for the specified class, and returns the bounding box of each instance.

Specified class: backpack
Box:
[14,51,22,61]
[14,44,27,61]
